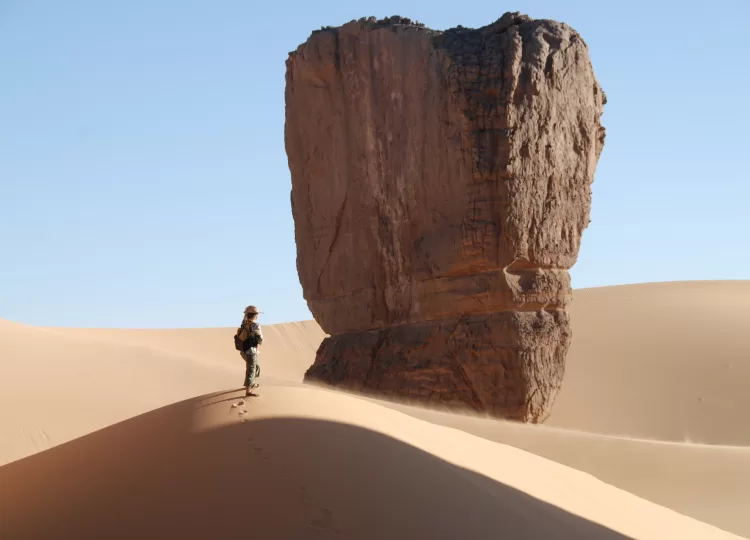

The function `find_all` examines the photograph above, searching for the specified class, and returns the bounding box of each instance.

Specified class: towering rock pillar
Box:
[284,13,606,421]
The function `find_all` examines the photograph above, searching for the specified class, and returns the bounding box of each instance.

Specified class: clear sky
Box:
[1,0,748,328]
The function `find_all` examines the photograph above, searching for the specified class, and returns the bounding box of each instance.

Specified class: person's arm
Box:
[256,324,264,346]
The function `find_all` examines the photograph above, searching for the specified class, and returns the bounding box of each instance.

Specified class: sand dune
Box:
[552,280,750,445]
[59,319,326,384]
[0,318,324,463]
[1,281,749,538]
[377,400,750,536]
[0,386,743,539]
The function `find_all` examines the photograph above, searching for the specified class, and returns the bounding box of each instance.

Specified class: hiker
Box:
[234,305,264,397]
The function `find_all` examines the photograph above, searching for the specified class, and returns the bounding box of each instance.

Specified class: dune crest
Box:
[0,386,743,539]
[1,281,749,537]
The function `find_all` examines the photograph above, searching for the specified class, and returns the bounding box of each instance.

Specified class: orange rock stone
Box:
[284,13,606,421]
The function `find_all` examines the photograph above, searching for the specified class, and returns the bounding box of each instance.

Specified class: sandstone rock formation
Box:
[284,13,606,422]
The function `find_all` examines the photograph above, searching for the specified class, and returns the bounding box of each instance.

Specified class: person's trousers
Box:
[241,349,260,387]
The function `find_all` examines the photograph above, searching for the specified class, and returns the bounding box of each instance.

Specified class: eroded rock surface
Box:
[284,12,605,421]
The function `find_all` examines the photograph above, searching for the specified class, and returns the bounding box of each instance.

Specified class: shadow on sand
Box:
[0,393,633,540]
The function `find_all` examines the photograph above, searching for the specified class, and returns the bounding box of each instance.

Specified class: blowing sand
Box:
[1,281,748,539]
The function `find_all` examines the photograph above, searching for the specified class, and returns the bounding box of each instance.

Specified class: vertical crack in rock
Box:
[316,190,348,294]
[285,13,606,422]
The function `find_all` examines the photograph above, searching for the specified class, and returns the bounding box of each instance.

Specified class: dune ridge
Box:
[1,386,745,539]
[1,281,748,538]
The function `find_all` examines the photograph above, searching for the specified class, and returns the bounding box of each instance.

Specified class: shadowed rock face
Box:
[284,13,606,422]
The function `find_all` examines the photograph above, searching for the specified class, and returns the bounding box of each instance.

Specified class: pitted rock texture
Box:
[284,12,605,421]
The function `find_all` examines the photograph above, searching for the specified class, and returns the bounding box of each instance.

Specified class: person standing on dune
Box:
[234,305,264,397]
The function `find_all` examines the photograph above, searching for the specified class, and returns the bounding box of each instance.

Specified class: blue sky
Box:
[1,0,748,328]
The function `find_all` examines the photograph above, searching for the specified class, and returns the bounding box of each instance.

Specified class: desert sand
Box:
[1,281,749,538]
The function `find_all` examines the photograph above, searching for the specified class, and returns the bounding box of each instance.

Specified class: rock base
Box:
[304,310,570,422]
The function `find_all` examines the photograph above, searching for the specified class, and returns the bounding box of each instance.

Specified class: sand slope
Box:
[379,400,750,536]
[0,318,324,463]
[552,280,750,445]
[0,386,743,540]
[1,281,749,538]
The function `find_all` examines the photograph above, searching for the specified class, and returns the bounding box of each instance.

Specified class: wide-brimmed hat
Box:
[244,305,262,315]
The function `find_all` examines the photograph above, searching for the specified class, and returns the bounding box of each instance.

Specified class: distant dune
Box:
[551,280,750,445]
[1,281,748,538]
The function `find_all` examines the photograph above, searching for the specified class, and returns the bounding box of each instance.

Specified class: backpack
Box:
[234,320,260,352]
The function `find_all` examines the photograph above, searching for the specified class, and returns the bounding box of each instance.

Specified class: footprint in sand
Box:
[251,446,271,462]
[309,508,340,534]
